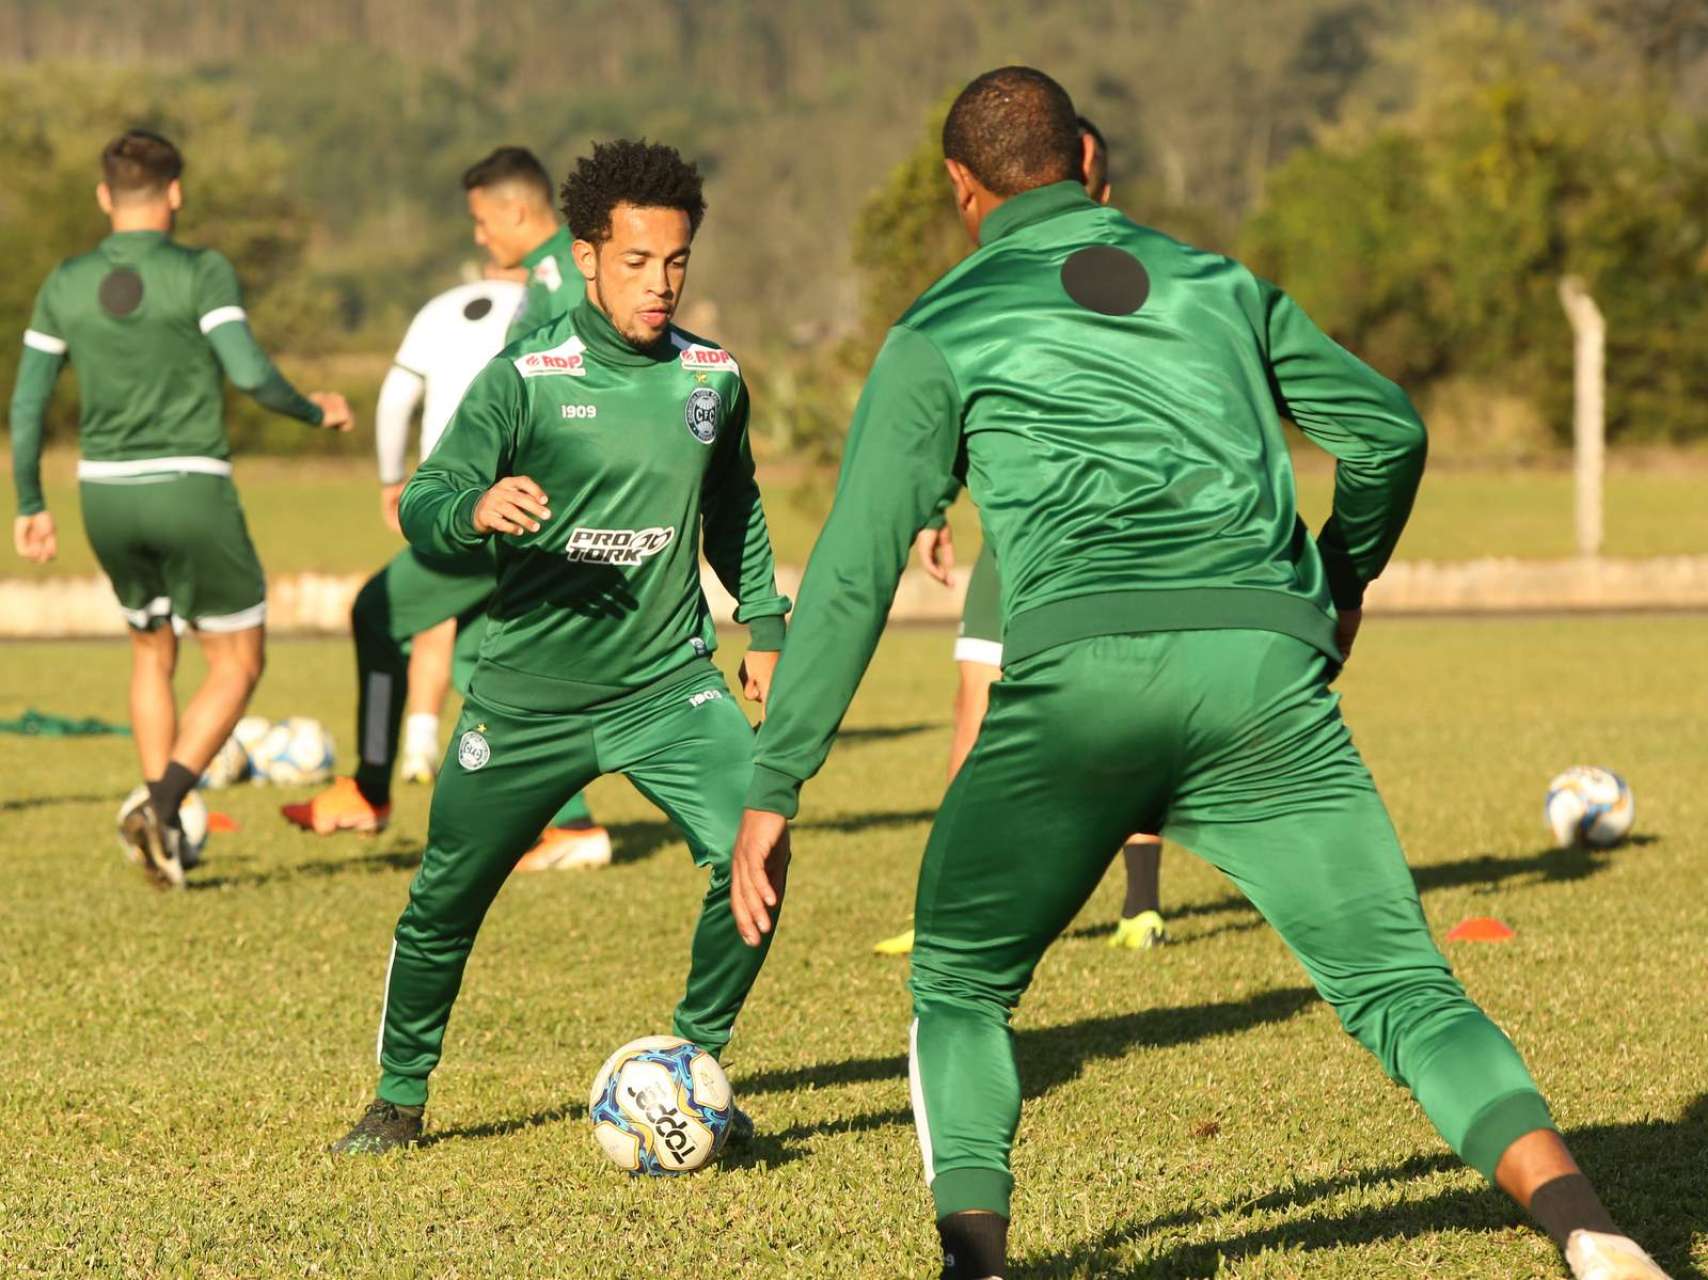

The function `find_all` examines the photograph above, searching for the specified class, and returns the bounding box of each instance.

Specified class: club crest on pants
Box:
[458,730,490,771]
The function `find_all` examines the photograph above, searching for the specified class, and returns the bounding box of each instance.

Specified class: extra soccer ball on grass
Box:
[232,715,275,779]
[253,717,336,786]
[589,1036,735,1175]
[199,733,252,789]
[116,786,209,866]
[1544,766,1635,849]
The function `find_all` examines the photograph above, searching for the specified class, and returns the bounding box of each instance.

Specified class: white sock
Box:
[403,713,439,758]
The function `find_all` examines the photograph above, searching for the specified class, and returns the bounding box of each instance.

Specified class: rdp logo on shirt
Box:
[564,526,676,566]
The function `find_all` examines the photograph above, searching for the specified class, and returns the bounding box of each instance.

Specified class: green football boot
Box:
[329,1098,424,1154]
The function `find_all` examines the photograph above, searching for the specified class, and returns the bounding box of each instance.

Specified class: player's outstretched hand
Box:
[380,482,405,535]
[731,808,790,947]
[473,476,551,536]
[12,512,57,564]
[739,649,779,713]
[1335,606,1362,663]
[310,392,353,432]
[914,524,956,587]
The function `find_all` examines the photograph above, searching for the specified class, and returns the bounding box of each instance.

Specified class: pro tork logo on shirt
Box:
[565,526,676,565]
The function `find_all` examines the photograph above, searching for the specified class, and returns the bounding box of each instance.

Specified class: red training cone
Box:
[1446,916,1515,943]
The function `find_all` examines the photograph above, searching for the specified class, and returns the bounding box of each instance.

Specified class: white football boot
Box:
[1566,1230,1672,1280]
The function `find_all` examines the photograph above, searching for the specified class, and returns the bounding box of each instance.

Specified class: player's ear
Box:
[944,160,982,246]
[571,238,598,284]
[166,180,183,212]
[96,182,114,215]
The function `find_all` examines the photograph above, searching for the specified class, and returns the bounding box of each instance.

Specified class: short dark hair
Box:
[101,129,182,198]
[461,146,554,207]
[942,66,1081,196]
[559,139,706,245]
[1077,115,1109,194]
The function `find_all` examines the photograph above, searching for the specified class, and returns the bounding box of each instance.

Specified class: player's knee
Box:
[1321,965,1471,1075]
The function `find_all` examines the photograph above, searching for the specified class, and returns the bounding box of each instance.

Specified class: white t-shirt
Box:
[376,279,525,483]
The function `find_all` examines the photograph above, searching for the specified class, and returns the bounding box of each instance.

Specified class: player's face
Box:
[466,187,528,269]
[577,203,692,348]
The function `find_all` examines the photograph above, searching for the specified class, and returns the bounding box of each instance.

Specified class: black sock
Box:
[147,762,198,832]
[353,766,390,810]
[938,1212,1007,1279]
[1121,839,1161,918]
[1528,1173,1620,1250]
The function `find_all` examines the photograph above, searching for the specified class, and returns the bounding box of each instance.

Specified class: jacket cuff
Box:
[747,613,786,652]
[745,764,801,819]
[454,489,487,544]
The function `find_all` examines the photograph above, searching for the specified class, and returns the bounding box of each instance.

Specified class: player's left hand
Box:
[13,512,57,564]
[739,649,779,712]
[380,482,405,534]
[310,392,354,432]
[1335,606,1362,662]
[914,524,956,587]
[731,808,791,947]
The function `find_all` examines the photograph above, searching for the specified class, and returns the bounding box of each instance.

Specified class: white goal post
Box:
[1557,276,1605,558]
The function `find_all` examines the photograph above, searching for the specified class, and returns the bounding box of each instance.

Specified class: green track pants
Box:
[909,630,1553,1220]
[375,659,776,1106]
[350,543,589,824]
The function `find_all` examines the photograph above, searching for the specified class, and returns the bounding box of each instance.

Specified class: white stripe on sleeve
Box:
[23,329,68,355]
[198,306,248,335]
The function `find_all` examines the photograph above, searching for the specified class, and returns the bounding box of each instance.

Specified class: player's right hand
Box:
[380,482,405,535]
[1335,606,1363,662]
[309,392,354,432]
[914,524,955,587]
[473,476,551,536]
[13,512,57,564]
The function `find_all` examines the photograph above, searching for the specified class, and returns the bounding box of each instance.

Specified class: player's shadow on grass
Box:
[607,818,683,865]
[1012,1092,1708,1279]
[0,791,122,812]
[420,1101,586,1148]
[190,843,426,889]
[835,722,939,746]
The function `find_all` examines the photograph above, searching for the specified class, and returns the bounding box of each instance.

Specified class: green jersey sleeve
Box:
[195,251,323,426]
[747,324,963,817]
[700,378,790,649]
[1262,282,1428,609]
[11,274,68,515]
[399,358,523,556]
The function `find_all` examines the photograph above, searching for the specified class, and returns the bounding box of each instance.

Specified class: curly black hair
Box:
[560,139,706,244]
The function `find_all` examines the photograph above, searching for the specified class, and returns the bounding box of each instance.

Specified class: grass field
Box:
[8,450,1708,580]
[1,619,1705,1278]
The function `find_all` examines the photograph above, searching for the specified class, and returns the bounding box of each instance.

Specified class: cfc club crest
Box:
[683,386,721,444]
[458,730,491,771]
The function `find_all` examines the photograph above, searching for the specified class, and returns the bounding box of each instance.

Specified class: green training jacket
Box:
[507,227,586,343]
[748,180,1427,817]
[400,294,790,714]
[9,230,322,514]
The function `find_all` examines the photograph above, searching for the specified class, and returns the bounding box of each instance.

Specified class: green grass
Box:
[1,618,1704,1277]
[8,451,1708,582]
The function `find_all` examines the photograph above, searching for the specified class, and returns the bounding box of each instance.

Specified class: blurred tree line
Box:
[1,0,1704,459]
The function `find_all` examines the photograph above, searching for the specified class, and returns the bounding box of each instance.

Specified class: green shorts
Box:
[955,541,1003,666]
[79,469,266,632]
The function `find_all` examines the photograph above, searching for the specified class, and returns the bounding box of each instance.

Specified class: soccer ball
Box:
[232,715,275,780]
[254,716,336,786]
[1544,766,1635,849]
[116,785,209,867]
[199,733,252,789]
[588,1035,734,1175]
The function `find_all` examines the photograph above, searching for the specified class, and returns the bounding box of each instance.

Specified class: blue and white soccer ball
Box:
[232,715,275,781]
[117,785,208,867]
[254,716,336,786]
[1545,766,1635,850]
[588,1035,734,1175]
[199,732,252,789]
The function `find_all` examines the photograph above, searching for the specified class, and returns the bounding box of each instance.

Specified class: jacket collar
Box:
[978,181,1096,247]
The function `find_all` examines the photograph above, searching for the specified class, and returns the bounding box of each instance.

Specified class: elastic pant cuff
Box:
[1461,1089,1555,1182]
[931,1167,1014,1219]
[670,1020,729,1062]
[377,1072,429,1108]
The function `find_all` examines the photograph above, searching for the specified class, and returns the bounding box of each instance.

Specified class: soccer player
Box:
[8,128,351,889]
[283,147,612,871]
[881,114,1166,958]
[374,263,524,784]
[331,140,789,1153]
[731,68,1670,1280]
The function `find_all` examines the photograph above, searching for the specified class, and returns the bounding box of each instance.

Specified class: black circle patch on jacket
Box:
[463,296,494,321]
[98,268,145,317]
[1060,246,1149,316]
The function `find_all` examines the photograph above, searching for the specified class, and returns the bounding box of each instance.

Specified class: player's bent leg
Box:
[126,623,178,783]
[177,625,265,772]
[366,695,598,1119]
[602,663,773,1060]
[1109,835,1166,950]
[911,639,1164,1264]
[401,618,456,784]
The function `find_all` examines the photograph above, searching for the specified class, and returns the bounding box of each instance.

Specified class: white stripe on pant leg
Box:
[953,637,1004,667]
[363,672,394,765]
[375,939,398,1064]
[193,601,267,633]
[909,1017,936,1184]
